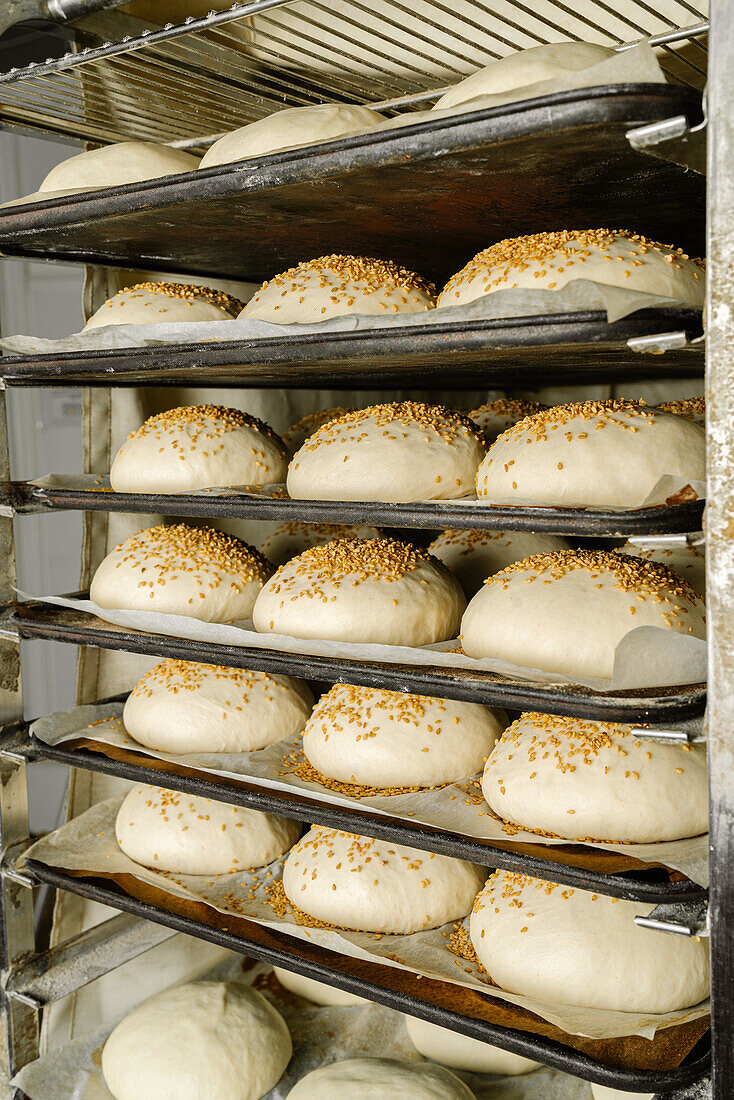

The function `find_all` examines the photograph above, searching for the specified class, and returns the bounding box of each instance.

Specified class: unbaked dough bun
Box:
[460,549,706,680]
[483,712,708,842]
[404,1015,539,1076]
[620,540,705,596]
[467,398,547,444]
[469,870,710,1013]
[259,522,381,566]
[84,281,244,329]
[273,967,366,1005]
[253,537,466,645]
[288,1058,475,1100]
[283,826,484,932]
[101,980,291,1100]
[288,402,485,501]
[282,407,356,453]
[591,1087,654,1100]
[200,105,385,167]
[110,404,288,493]
[438,231,706,310]
[123,659,313,754]
[475,400,706,509]
[90,523,272,622]
[115,784,300,874]
[240,255,437,324]
[658,396,705,425]
[434,41,614,111]
[428,529,569,596]
[303,683,506,788]
[40,141,200,194]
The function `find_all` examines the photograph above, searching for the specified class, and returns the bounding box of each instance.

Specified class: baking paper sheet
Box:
[21,798,710,1042]
[31,701,710,887]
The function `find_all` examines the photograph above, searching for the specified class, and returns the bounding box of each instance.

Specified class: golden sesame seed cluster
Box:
[467,398,548,443]
[658,396,706,423]
[282,406,357,453]
[84,281,244,330]
[619,540,706,596]
[258,521,382,566]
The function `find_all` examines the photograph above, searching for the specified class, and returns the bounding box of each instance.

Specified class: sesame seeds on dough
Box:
[658,396,706,425]
[469,869,710,1013]
[90,523,273,623]
[282,406,357,453]
[467,398,548,444]
[437,230,706,310]
[287,401,486,502]
[239,254,437,324]
[252,536,466,646]
[258,521,382,567]
[428,528,569,596]
[84,281,244,330]
[110,404,289,494]
[483,711,708,843]
[619,540,706,597]
[282,825,485,933]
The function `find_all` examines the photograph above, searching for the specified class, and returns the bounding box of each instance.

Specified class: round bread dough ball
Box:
[303,683,506,788]
[619,540,705,596]
[110,404,288,493]
[435,41,614,111]
[438,231,706,311]
[259,522,381,566]
[475,401,706,509]
[84,281,244,330]
[404,1015,539,1075]
[253,537,466,646]
[40,141,200,194]
[460,549,706,680]
[101,980,291,1100]
[283,407,356,453]
[658,396,705,425]
[90,523,272,622]
[288,1058,475,1100]
[200,105,385,167]
[283,826,484,932]
[288,402,485,502]
[115,784,300,874]
[240,255,436,324]
[428,529,569,596]
[123,659,312,754]
[467,398,547,444]
[483,712,708,842]
[591,1087,654,1100]
[470,870,710,1013]
[273,967,366,1005]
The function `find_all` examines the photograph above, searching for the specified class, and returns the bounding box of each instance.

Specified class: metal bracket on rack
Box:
[627,330,695,354]
[635,898,710,938]
[0,842,34,891]
[625,532,705,549]
[630,719,707,744]
[627,111,707,175]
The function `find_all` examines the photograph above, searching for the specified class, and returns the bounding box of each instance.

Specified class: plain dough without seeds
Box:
[438,230,706,311]
[200,105,385,167]
[620,540,706,596]
[483,713,708,842]
[470,871,710,1013]
[468,398,547,444]
[404,1015,539,1075]
[123,659,313,754]
[90,523,272,623]
[110,405,288,493]
[115,784,300,874]
[283,826,484,933]
[258,522,381,566]
[428,529,569,596]
[460,549,707,680]
[303,683,506,788]
[40,140,200,193]
[84,282,244,329]
[288,1058,475,1100]
[101,980,291,1100]
[288,402,485,501]
[253,537,466,646]
[273,967,366,1005]
[591,1088,654,1100]
[475,401,706,509]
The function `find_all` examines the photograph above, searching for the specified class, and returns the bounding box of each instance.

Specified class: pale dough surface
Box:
[115,784,300,874]
[470,871,710,1013]
[110,406,288,492]
[303,683,506,787]
[200,105,385,166]
[476,404,706,508]
[40,141,200,192]
[404,1015,539,1075]
[283,407,356,452]
[460,550,707,680]
[620,541,706,595]
[483,713,708,842]
[288,1058,475,1099]
[123,659,313,754]
[468,399,547,444]
[283,827,484,932]
[258,522,382,566]
[101,980,292,1100]
[85,285,240,329]
[591,1089,654,1100]
[428,529,569,596]
[273,967,366,1005]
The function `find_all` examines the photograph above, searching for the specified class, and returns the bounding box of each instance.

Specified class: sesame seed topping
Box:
[113,281,244,315]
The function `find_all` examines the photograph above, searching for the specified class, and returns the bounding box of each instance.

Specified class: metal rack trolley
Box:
[0,0,725,1096]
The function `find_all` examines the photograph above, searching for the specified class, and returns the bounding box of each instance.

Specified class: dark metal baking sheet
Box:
[24,860,711,1093]
[13,602,707,723]
[0,85,705,282]
[0,310,704,389]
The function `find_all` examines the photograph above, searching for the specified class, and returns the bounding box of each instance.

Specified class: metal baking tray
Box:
[24,860,711,1094]
[0,309,704,390]
[13,601,707,723]
[0,84,705,282]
